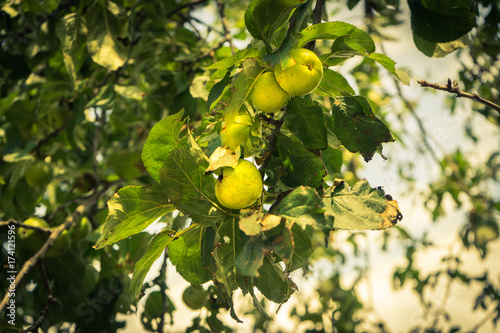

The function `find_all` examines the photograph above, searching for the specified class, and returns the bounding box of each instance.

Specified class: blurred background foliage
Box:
[0,0,499,332]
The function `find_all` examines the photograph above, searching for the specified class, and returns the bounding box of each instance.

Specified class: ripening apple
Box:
[25,161,53,187]
[221,113,253,154]
[19,217,50,250]
[274,48,324,96]
[70,216,92,242]
[250,71,291,113]
[215,159,263,209]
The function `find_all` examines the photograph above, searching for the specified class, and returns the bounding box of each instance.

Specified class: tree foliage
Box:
[0,0,499,332]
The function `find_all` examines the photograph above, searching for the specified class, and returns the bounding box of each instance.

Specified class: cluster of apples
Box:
[214,48,324,210]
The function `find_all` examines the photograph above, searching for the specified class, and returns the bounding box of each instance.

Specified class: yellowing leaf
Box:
[205,146,240,173]
[86,4,127,70]
[239,210,282,236]
[379,199,403,229]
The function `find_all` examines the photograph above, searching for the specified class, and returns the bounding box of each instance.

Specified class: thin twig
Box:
[0,220,52,233]
[418,79,500,114]
[32,114,74,157]
[215,0,235,55]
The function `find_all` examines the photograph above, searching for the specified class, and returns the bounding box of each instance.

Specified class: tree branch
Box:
[0,219,51,234]
[418,79,500,114]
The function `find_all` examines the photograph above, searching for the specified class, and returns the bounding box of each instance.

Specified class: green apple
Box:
[250,71,291,113]
[274,48,324,96]
[70,216,92,242]
[19,217,50,250]
[25,160,53,187]
[182,286,208,310]
[221,113,254,153]
[215,159,263,209]
[46,229,71,257]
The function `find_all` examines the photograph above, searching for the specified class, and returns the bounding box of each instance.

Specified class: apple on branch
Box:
[274,48,324,96]
[221,112,255,155]
[215,159,263,210]
[250,71,291,113]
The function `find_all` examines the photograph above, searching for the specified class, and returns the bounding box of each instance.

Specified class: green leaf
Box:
[367,53,410,86]
[296,21,375,53]
[315,69,356,97]
[326,37,410,85]
[412,33,471,58]
[214,218,243,291]
[55,12,85,86]
[224,58,262,126]
[254,254,296,303]
[324,113,343,149]
[324,179,403,230]
[130,229,175,304]
[167,224,213,286]
[86,3,127,70]
[85,83,115,108]
[208,48,261,71]
[235,235,266,277]
[142,111,186,183]
[284,96,327,150]
[274,132,326,188]
[330,95,394,161]
[271,224,313,272]
[322,146,343,175]
[275,186,331,230]
[94,184,175,249]
[409,0,476,45]
[207,67,233,112]
[159,147,228,225]
[245,0,305,48]
[287,224,313,271]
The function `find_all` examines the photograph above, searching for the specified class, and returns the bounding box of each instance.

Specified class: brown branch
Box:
[0,191,103,313]
[418,79,500,114]
[31,114,74,157]
[0,220,51,234]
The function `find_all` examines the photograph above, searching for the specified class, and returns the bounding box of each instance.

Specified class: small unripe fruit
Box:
[182,286,208,310]
[221,113,253,152]
[19,217,50,250]
[25,161,53,187]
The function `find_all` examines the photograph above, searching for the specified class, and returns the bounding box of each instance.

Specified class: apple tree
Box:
[1,0,499,332]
